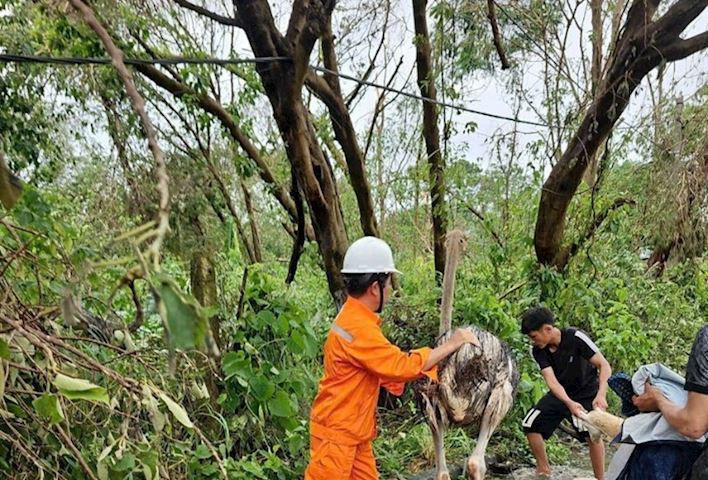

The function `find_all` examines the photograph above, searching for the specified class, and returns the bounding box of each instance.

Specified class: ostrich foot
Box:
[436,472,451,480]
[466,456,486,480]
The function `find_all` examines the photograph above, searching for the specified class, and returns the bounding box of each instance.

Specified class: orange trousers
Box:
[304,436,378,480]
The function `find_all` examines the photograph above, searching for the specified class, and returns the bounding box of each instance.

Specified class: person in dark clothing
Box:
[520,306,612,479]
[633,323,708,480]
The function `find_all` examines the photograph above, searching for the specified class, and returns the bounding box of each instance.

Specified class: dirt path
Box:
[411,442,605,479]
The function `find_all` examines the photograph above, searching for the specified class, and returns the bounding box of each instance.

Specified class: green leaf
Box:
[194,444,211,460]
[112,453,135,472]
[142,387,166,433]
[137,448,158,480]
[287,330,305,355]
[256,310,275,329]
[222,352,251,380]
[0,338,10,360]
[158,392,194,429]
[97,461,109,480]
[241,461,267,478]
[268,390,295,417]
[273,314,289,336]
[153,274,207,351]
[53,374,109,404]
[32,394,64,424]
[249,375,275,402]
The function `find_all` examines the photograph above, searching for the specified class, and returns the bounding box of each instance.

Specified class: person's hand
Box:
[592,394,608,411]
[567,401,588,418]
[632,382,662,412]
[452,328,480,348]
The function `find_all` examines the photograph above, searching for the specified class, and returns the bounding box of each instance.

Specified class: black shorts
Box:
[521,391,595,440]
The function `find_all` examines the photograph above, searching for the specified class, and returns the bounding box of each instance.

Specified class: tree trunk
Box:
[0,151,23,210]
[234,0,349,305]
[534,0,708,268]
[412,0,448,279]
[306,16,379,237]
[190,250,221,406]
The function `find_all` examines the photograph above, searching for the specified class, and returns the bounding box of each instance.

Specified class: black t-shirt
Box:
[532,327,600,398]
[685,324,708,395]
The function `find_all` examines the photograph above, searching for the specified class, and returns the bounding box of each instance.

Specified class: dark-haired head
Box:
[520,306,555,335]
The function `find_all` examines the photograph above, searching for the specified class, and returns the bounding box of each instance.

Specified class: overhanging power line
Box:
[0,52,551,128]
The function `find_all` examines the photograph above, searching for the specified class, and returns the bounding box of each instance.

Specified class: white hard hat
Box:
[341,237,402,274]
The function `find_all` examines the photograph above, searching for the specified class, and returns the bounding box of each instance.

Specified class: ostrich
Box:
[415,230,520,480]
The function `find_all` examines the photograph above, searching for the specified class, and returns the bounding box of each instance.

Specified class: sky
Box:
[3,0,706,185]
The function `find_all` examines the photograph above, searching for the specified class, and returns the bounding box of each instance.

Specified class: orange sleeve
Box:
[381,381,405,396]
[343,328,438,383]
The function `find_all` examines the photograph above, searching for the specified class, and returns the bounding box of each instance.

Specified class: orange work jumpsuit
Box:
[305,296,437,480]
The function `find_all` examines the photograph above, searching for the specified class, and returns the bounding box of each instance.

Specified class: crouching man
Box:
[520,306,612,479]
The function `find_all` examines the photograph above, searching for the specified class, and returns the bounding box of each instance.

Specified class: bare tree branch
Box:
[127,280,144,332]
[464,204,504,249]
[134,62,312,238]
[621,0,661,43]
[649,0,708,39]
[660,31,708,61]
[534,0,707,267]
[362,57,404,161]
[345,0,390,107]
[486,0,510,69]
[305,14,380,237]
[285,169,306,284]
[572,198,636,254]
[172,0,242,27]
[204,158,257,264]
[240,180,263,263]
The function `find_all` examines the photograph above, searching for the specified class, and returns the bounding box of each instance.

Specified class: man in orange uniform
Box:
[305,236,479,479]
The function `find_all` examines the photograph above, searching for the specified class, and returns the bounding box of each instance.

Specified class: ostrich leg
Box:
[466,381,514,480]
[422,393,451,480]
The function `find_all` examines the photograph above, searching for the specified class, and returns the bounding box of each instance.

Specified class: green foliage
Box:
[53,373,111,404]
[1,1,705,478]
[0,338,10,360]
[153,273,209,351]
[217,265,319,471]
[32,394,65,425]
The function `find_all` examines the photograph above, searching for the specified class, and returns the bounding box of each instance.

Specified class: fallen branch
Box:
[55,424,99,480]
